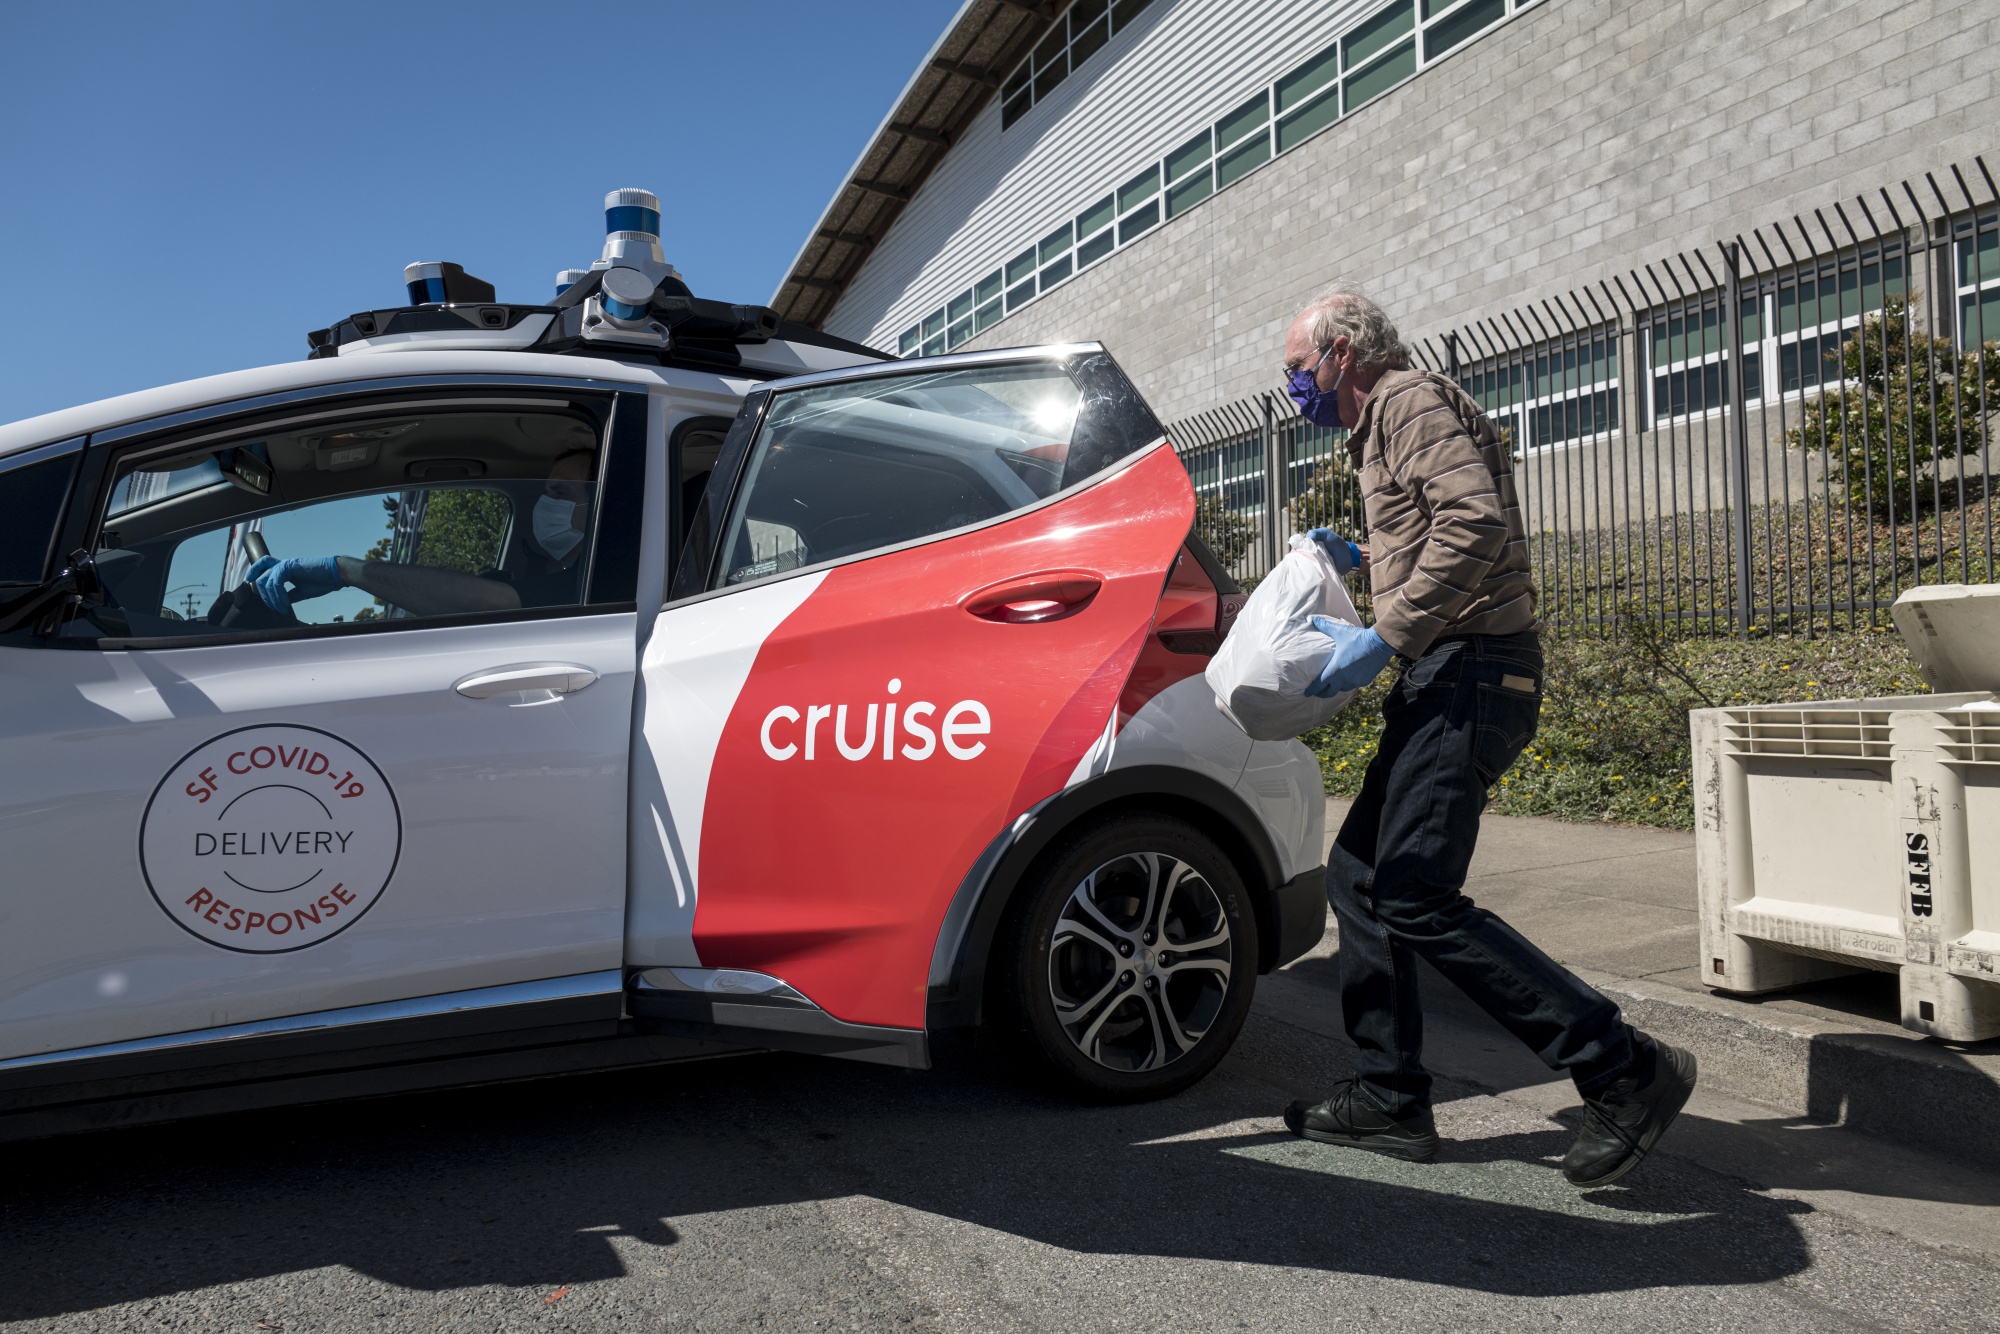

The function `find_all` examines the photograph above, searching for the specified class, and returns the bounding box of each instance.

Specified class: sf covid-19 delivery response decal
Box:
[140,725,402,953]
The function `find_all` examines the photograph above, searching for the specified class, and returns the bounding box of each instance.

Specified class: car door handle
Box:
[452,663,599,699]
[963,570,1102,624]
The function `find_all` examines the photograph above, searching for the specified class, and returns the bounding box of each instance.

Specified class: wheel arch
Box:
[925,764,1288,1032]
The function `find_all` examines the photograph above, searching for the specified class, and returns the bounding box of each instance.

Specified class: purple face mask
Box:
[1286,346,1345,429]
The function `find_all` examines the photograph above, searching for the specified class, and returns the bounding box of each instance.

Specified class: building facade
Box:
[781,0,1995,421]
[775,0,2000,628]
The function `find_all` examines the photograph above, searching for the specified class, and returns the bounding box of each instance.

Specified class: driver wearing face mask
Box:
[479,449,597,608]
[243,450,596,619]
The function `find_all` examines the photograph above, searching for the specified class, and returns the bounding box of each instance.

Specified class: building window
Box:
[1001,0,1155,130]
[1164,130,1213,219]
[1528,336,1620,448]
[1037,221,1075,291]
[1116,165,1160,244]
[1467,329,1620,452]
[1275,43,1341,152]
[1754,245,1905,410]
[974,271,1004,334]
[1344,2,1413,70]
[896,266,1010,358]
[1075,194,1116,270]
[946,291,975,348]
[1647,297,1759,426]
[1005,246,1038,313]
[1214,91,1272,190]
[1423,0,1507,61]
[1958,213,1999,348]
[1181,431,1269,516]
[1343,1,1418,115]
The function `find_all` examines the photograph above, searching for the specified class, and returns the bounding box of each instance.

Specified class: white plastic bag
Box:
[1204,533,1364,740]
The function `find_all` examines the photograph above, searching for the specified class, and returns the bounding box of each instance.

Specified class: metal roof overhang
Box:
[770,0,1070,333]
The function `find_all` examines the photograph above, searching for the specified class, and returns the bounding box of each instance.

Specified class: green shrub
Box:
[1784,295,2000,523]
[1193,493,1257,571]
[1303,623,1923,830]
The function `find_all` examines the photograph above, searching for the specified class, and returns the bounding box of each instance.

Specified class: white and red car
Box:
[0,196,1325,1139]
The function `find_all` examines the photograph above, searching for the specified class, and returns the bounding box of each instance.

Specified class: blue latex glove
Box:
[1305,617,1396,696]
[247,555,343,614]
[1305,528,1363,577]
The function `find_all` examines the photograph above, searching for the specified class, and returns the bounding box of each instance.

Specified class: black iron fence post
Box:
[1262,394,1281,570]
[1723,241,1756,634]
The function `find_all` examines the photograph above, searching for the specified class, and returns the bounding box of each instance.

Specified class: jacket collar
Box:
[1343,367,1423,462]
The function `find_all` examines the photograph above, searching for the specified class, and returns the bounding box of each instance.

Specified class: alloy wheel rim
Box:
[1047,851,1233,1072]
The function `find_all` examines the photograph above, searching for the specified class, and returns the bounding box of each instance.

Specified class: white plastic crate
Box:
[1693,584,2000,1041]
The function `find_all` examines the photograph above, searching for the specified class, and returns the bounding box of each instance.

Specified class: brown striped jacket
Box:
[1346,368,1537,658]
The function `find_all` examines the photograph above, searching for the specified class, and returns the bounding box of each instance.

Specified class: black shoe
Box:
[1284,1081,1439,1162]
[1562,1033,1697,1187]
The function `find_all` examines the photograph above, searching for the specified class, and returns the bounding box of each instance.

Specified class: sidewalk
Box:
[1274,798,2000,1167]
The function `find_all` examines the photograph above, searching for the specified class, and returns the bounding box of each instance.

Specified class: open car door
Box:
[628,345,1195,1052]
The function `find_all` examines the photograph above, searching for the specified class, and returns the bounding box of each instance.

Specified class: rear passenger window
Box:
[712,352,1163,588]
[0,445,81,586]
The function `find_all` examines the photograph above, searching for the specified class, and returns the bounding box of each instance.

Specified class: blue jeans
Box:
[1328,630,1635,1117]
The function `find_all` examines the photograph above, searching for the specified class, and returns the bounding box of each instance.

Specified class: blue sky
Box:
[0,1,956,425]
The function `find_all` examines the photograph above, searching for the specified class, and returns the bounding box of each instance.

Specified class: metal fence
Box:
[1171,155,2000,638]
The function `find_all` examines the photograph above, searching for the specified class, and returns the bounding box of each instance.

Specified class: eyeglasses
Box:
[1282,344,1335,379]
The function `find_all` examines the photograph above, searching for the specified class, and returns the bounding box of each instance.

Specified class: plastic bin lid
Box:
[1892,584,2000,694]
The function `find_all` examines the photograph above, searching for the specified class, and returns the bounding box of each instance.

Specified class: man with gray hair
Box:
[1278,285,1696,1187]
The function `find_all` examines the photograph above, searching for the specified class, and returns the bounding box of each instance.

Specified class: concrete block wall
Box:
[955,0,2000,427]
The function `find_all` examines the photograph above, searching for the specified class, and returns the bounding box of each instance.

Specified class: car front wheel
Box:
[996,814,1259,1101]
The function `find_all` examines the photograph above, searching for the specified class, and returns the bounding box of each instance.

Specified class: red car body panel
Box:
[692,445,1195,1028]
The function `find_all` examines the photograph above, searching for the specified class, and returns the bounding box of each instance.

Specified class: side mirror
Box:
[0,549,104,636]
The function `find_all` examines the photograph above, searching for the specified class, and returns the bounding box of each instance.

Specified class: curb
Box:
[1582,968,2000,1167]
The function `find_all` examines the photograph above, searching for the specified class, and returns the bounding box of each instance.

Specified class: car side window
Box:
[0,442,82,589]
[710,353,1164,589]
[71,402,614,641]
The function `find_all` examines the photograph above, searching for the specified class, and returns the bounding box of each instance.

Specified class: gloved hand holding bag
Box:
[1204,532,1375,740]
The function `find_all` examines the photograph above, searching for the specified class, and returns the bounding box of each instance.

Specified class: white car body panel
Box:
[627,572,829,968]
[1111,674,1323,889]
[1238,738,1328,883]
[0,614,634,1059]
[1109,674,1253,790]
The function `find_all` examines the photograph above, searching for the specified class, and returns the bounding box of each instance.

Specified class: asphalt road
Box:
[5,987,1999,1334]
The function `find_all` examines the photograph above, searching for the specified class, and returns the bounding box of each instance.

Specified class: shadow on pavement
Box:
[1279,947,2000,1208]
[0,1011,1823,1321]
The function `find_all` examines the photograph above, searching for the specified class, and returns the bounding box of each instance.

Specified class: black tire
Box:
[994,813,1259,1101]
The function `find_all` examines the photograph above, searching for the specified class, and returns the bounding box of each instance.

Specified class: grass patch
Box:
[1303,625,1924,830]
